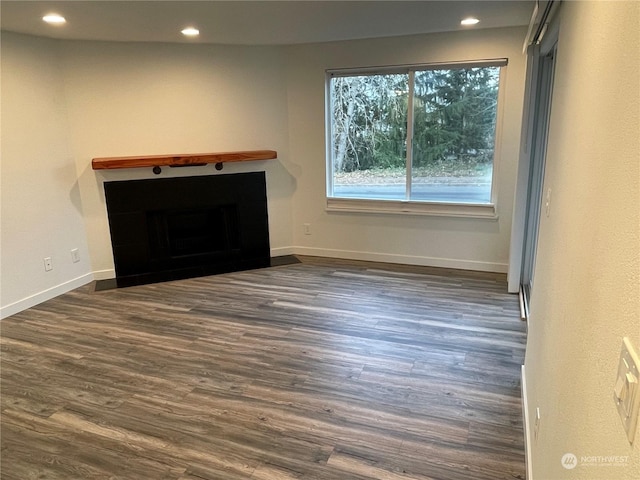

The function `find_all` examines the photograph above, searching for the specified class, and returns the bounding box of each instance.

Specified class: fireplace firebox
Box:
[104,173,270,287]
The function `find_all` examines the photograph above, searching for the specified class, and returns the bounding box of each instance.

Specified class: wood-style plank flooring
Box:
[1,256,527,480]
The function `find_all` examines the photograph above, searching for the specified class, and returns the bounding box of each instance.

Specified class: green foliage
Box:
[331,67,499,173]
[331,74,407,172]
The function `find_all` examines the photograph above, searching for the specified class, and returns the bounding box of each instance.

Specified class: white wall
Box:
[58,40,294,278]
[2,26,526,316]
[524,1,640,478]
[285,27,527,272]
[1,33,92,318]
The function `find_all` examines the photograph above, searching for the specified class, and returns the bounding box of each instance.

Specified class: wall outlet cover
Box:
[613,337,640,444]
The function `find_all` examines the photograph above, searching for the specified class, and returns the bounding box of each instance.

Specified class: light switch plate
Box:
[613,337,640,444]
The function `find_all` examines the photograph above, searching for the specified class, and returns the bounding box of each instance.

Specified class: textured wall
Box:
[1,26,527,315]
[524,1,640,478]
[1,33,92,316]
[285,27,527,272]
[59,40,294,277]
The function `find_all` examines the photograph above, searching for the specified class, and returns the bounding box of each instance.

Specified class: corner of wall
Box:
[521,364,534,480]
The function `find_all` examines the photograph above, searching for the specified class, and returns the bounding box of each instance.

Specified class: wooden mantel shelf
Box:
[92,150,277,171]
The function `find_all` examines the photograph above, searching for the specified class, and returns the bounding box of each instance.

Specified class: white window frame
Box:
[325,59,508,219]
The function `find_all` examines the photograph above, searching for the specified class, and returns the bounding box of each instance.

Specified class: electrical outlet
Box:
[71,248,80,263]
[303,223,311,235]
[43,257,53,271]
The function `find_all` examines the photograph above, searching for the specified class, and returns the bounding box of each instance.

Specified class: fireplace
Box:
[104,172,270,287]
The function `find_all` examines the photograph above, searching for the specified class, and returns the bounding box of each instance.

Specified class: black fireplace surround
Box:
[104,172,270,287]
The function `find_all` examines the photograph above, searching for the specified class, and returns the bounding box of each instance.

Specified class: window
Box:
[327,60,506,216]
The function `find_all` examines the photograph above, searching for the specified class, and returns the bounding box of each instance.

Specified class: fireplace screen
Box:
[147,206,240,258]
[104,173,270,287]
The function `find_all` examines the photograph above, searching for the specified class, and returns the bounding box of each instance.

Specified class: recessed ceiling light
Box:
[42,14,66,25]
[461,17,480,26]
[181,27,200,37]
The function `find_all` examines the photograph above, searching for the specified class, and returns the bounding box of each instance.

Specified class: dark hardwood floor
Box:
[1,256,526,480]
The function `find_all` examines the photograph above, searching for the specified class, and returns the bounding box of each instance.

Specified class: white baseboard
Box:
[521,364,534,480]
[291,246,508,273]
[93,268,116,281]
[271,246,295,257]
[0,272,94,320]
[1,248,506,319]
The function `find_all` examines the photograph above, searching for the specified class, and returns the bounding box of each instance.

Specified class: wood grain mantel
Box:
[91,150,277,170]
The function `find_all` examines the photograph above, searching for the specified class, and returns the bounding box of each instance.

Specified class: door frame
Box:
[507,17,560,310]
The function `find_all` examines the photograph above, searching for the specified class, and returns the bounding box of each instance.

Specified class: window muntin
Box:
[328,62,503,207]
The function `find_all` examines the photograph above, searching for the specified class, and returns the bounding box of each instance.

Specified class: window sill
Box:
[326,197,498,219]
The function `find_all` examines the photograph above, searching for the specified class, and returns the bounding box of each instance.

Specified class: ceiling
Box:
[0,1,534,46]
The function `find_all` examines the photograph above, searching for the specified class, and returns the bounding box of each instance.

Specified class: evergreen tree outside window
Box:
[328,61,504,206]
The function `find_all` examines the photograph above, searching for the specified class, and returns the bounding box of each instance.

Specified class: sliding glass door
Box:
[521,45,557,315]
